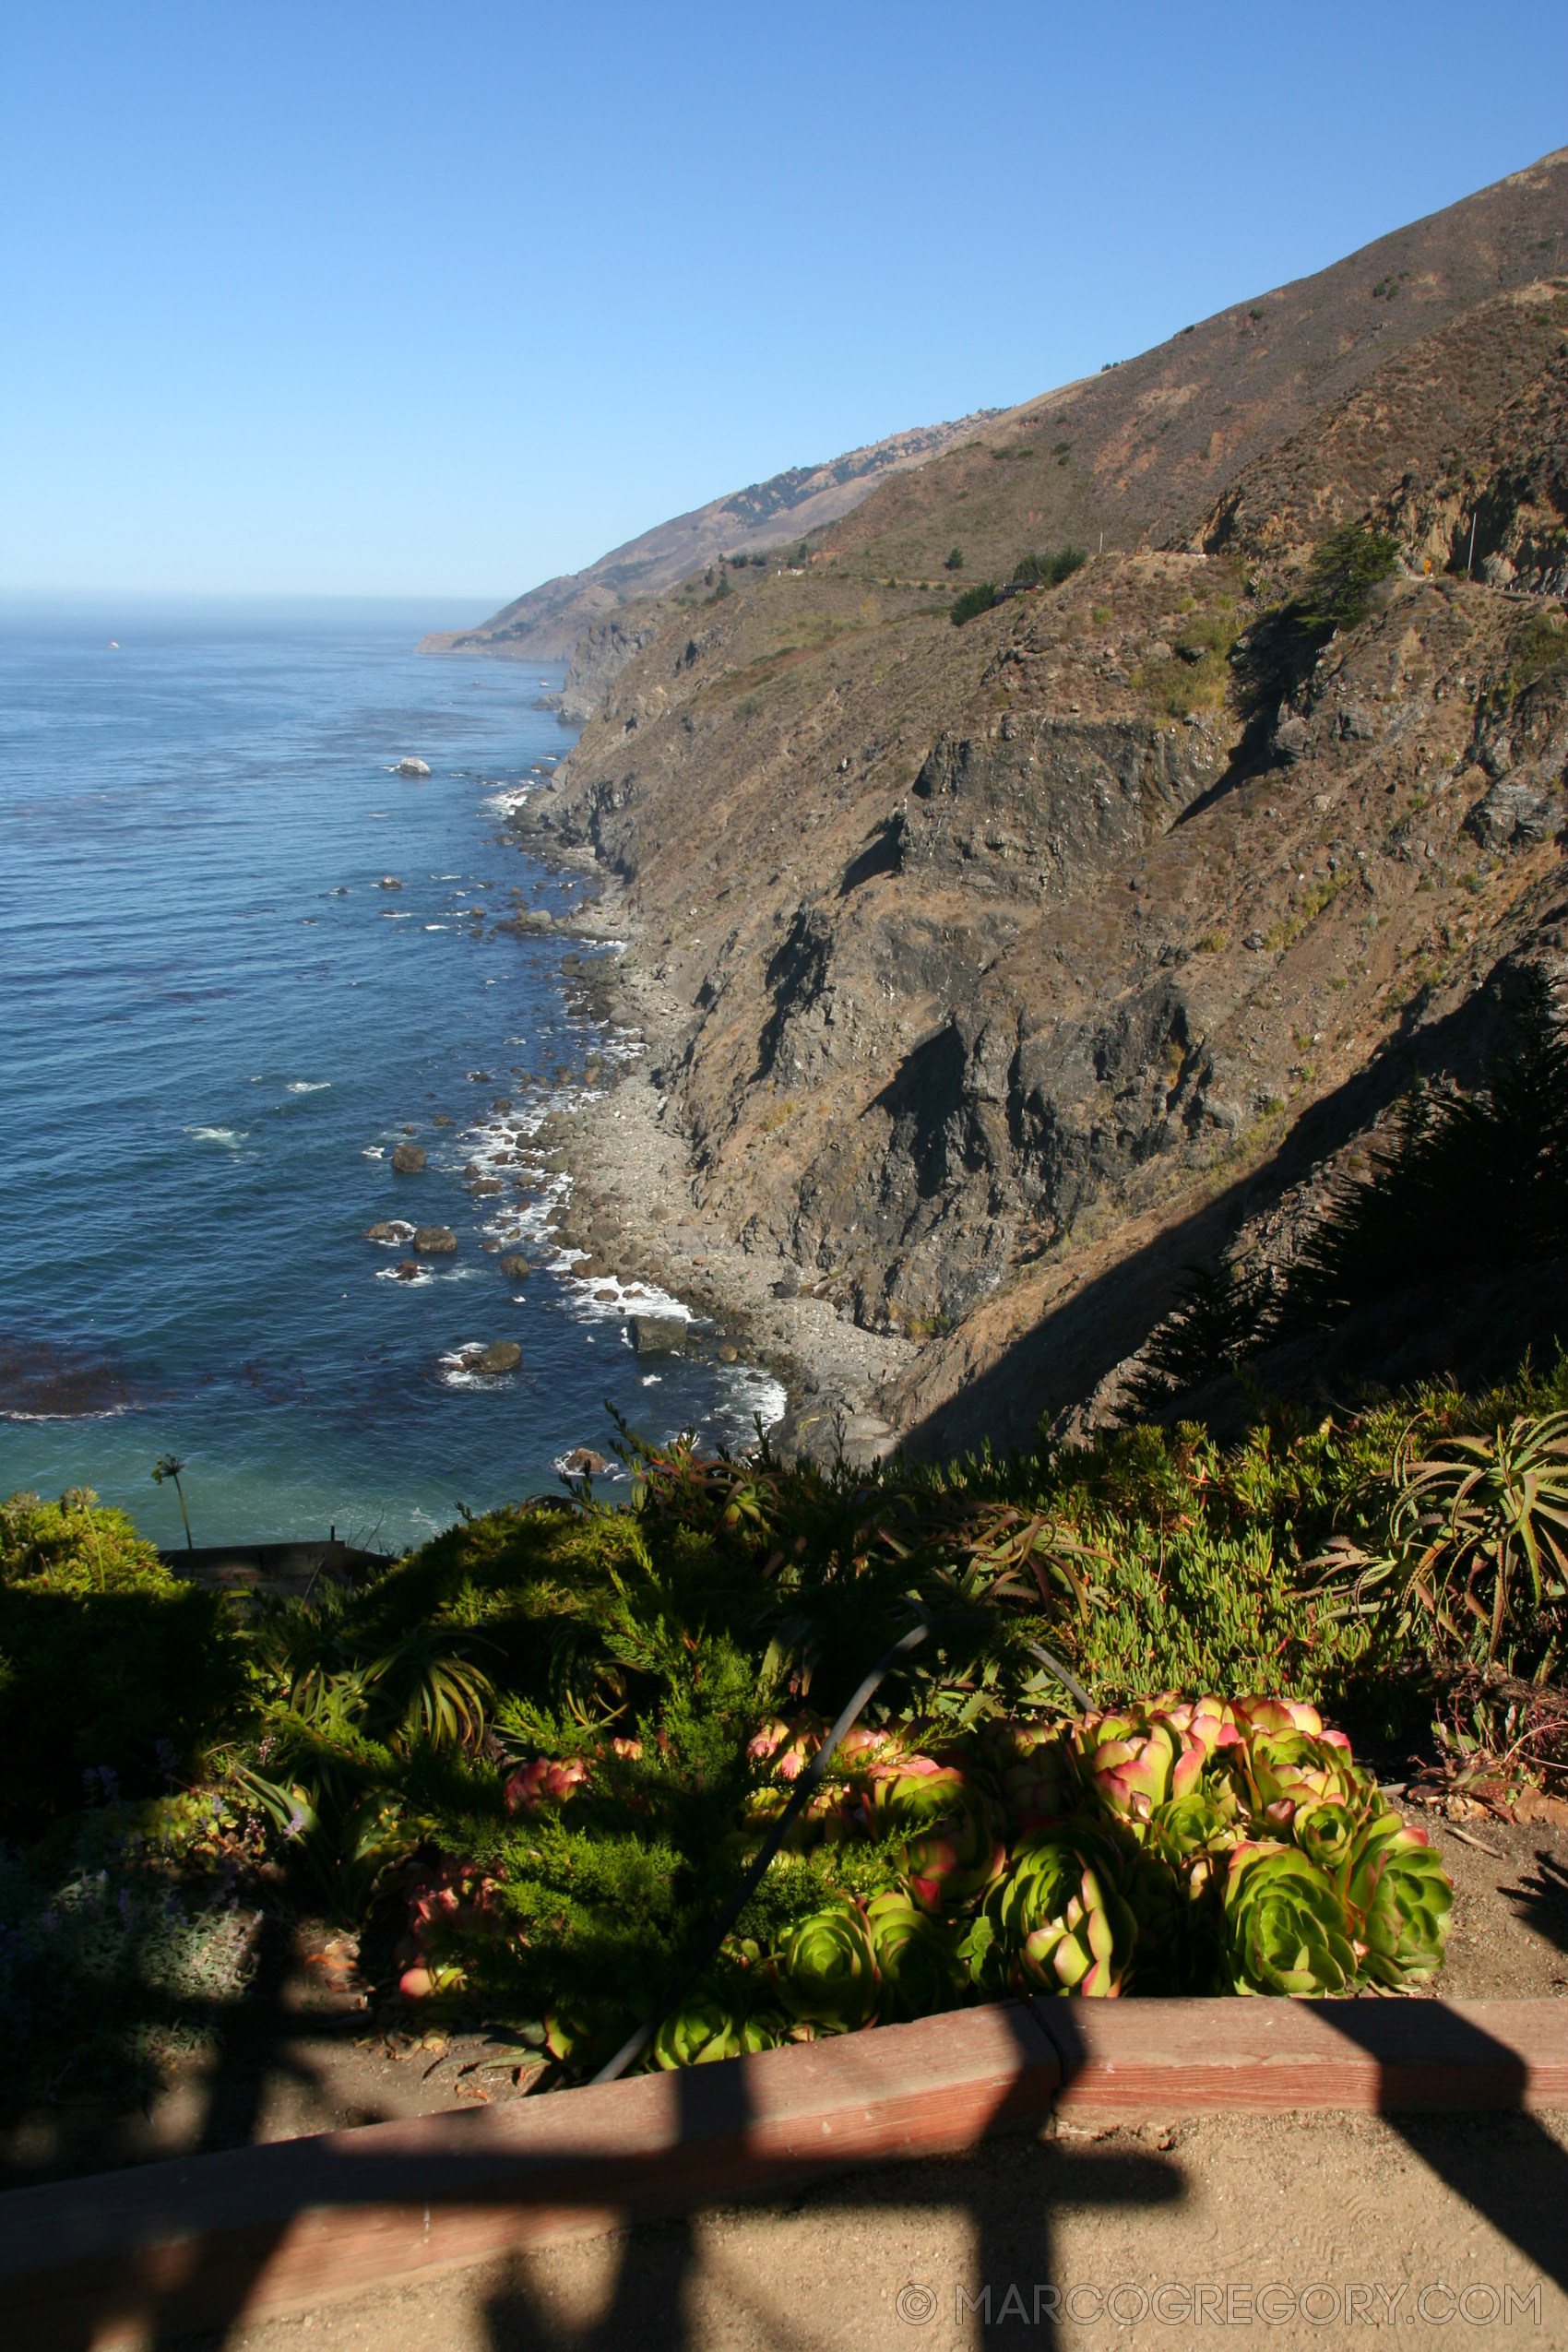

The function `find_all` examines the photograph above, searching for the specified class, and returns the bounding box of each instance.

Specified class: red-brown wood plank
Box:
[0,2002,1058,2349]
[1032,1996,1568,2114]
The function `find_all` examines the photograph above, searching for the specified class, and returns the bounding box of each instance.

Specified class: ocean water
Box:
[0,599,781,1552]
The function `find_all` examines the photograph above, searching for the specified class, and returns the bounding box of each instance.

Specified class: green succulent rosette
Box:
[902,1798,1006,1915]
[1023,1863,1139,1996]
[1290,1798,1363,1877]
[987,1820,1138,1998]
[1245,1728,1367,1816]
[770,1895,881,2029]
[1072,1712,1205,1823]
[980,1722,1078,1830]
[1147,1789,1240,1868]
[1345,1812,1454,1989]
[864,1889,967,2023]
[651,1990,753,2070]
[1223,1840,1358,1996]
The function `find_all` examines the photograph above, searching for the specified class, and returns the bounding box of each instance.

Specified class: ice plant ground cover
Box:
[4,1360,1566,2099]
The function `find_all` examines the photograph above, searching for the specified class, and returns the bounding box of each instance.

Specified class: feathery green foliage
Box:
[949,581,998,625]
[0,1491,246,1837]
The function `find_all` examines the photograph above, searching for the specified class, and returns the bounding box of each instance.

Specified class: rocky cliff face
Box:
[541,609,664,724]
[506,151,1568,1455]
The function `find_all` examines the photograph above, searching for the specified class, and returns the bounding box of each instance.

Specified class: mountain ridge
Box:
[495,148,1568,1459]
[417,410,1004,662]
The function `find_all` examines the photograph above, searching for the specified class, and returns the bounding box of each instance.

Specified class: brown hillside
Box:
[503,151,1568,1461]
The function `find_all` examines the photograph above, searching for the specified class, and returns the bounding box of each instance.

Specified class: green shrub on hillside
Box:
[1503,609,1568,702]
[950,582,999,625]
[0,1491,248,1839]
[1013,544,1087,588]
[1294,522,1400,636]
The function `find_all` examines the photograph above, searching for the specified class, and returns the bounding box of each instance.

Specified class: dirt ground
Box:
[6,1816,1567,2198]
[170,2106,1568,2351]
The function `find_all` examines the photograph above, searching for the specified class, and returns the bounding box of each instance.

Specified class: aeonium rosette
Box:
[1222,1840,1358,1997]
[651,1990,759,2069]
[1345,1811,1454,1989]
[1154,1693,1245,1759]
[1070,1710,1205,1823]
[980,1722,1079,1834]
[504,1755,589,1816]
[868,1763,1006,1913]
[1242,1728,1368,1827]
[982,1819,1139,1998]
[769,1895,881,2030]
[864,1890,967,2023]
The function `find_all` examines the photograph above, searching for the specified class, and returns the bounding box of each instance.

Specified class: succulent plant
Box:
[1229,1696,1324,1738]
[1022,1862,1139,1996]
[987,1821,1138,1997]
[1346,1812,1454,1988]
[1290,1798,1362,1876]
[864,1890,966,2022]
[651,1991,751,2069]
[1147,1788,1240,1866]
[1072,1714,1205,1821]
[770,1896,881,2029]
[1223,1840,1358,1996]
[504,1755,589,1815]
[1244,1728,1365,1816]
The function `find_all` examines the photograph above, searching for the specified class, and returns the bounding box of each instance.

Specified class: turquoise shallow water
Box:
[0,600,778,1551]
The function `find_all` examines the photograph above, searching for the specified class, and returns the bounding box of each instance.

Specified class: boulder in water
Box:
[396,757,432,778]
[564,1447,610,1476]
[413,1225,457,1254]
[391,1143,426,1173]
[476,1340,521,1374]
[365,1220,411,1244]
[500,1254,531,1279]
[631,1314,686,1358]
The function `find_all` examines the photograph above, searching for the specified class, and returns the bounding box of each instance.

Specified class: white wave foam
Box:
[286,1080,330,1093]
[184,1125,245,1146]
[362,1146,385,1158]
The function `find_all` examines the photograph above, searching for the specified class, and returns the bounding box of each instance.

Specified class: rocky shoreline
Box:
[509,843,916,1467]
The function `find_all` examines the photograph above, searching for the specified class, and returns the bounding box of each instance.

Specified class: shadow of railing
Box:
[1317,2002,1568,2298]
[0,2004,1183,2352]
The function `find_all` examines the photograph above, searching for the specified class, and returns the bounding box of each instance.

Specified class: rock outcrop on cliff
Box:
[506,149,1568,1456]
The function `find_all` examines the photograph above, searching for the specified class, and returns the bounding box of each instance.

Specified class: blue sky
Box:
[4,3,1564,602]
